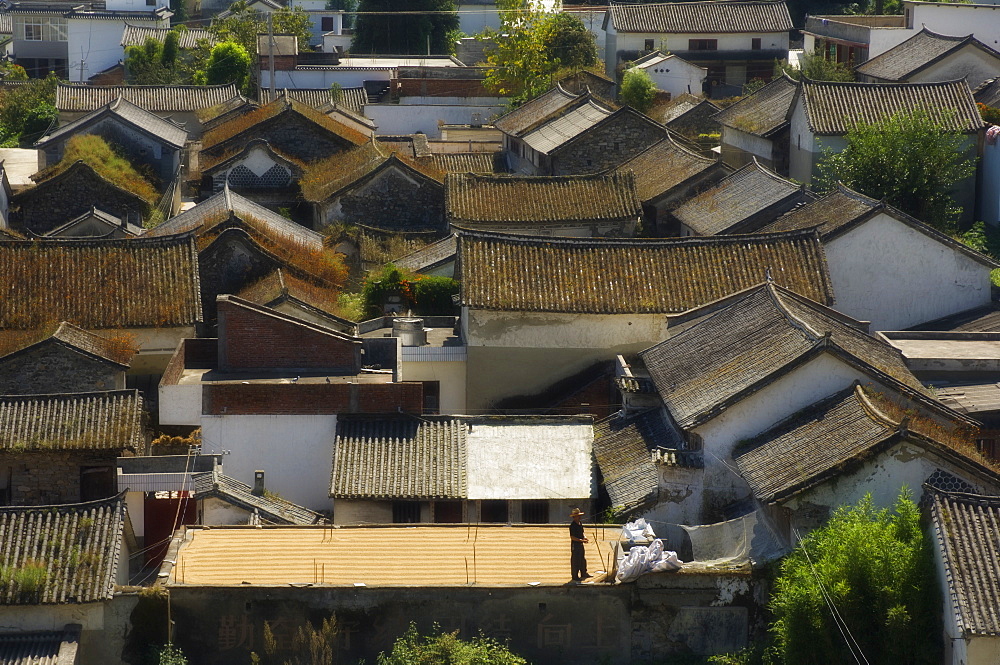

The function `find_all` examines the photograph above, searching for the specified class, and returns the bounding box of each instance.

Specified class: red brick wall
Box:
[218,299,360,372]
[394,78,490,98]
[204,382,423,415]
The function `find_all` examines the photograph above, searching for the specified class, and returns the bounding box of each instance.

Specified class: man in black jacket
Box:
[569,507,590,582]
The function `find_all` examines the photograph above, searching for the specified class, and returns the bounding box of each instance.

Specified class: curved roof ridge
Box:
[802,76,971,88]
[765,282,821,340]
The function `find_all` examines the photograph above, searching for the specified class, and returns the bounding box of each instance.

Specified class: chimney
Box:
[252,470,265,496]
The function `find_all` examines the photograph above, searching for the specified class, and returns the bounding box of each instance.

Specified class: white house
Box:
[628,51,706,99]
[757,184,999,331]
[603,0,792,91]
[713,73,797,173]
[855,28,1000,89]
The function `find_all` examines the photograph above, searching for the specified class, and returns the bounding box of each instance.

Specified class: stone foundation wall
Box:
[0,345,122,394]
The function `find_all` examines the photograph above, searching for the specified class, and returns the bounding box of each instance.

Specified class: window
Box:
[434,500,463,523]
[688,39,718,51]
[421,381,440,415]
[751,38,761,50]
[18,17,67,42]
[146,0,155,5]
[322,16,335,31]
[644,38,654,51]
[393,501,421,523]
[481,500,508,523]
[521,500,549,524]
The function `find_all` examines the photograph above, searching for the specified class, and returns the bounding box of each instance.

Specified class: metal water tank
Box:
[393,317,427,347]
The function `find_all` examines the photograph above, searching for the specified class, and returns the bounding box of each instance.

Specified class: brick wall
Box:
[326,166,446,232]
[394,78,491,98]
[552,113,668,175]
[0,344,122,394]
[1,450,120,505]
[217,299,361,372]
[203,382,423,415]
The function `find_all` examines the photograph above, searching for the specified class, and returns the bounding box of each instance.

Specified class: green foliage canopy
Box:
[352,0,459,55]
[377,623,529,665]
[361,264,459,319]
[126,33,186,85]
[211,2,314,54]
[0,73,58,147]
[481,2,598,106]
[775,49,855,82]
[770,490,939,665]
[818,108,976,231]
[619,68,656,113]
[199,41,253,93]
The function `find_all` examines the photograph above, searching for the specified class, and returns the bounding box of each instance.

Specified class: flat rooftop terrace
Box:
[167,524,626,587]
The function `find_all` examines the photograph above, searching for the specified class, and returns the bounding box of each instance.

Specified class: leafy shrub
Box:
[361,264,458,318]
[619,69,656,113]
[377,623,529,665]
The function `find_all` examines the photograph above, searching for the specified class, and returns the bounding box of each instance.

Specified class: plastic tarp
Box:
[679,509,788,568]
[615,538,683,582]
[621,518,656,544]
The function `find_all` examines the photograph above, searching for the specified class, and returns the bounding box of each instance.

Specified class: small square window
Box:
[751,38,761,50]
[322,16,334,31]
[644,39,654,51]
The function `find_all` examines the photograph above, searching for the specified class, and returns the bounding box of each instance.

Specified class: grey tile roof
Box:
[0,235,202,330]
[56,83,241,113]
[975,76,1000,109]
[45,207,143,238]
[657,93,721,125]
[0,494,126,605]
[331,416,467,499]
[36,96,187,149]
[713,74,796,138]
[393,234,457,274]
[145,186,323,251]
[914,304,1000,333]
[855,28,1000,82]
[672,159,810,235]
[121,23,216,49]
[0,627,80,665]
[493,84,582,137]
[520,97,615,154]
[936,382,1000,416]
[193,469,323,525]
[258,87,369,116]
[594,409,691,510]
[931,488,1000,636]
[640,283,923,429]
[457,228,833,314]
[615,135,721,203]
[446,172,640,226]
[800,79,984,136]
[0,390,143,451]
[431,152,504,174]
[43,321,135,367]
[607,0,793,34]
[236,269,356,328]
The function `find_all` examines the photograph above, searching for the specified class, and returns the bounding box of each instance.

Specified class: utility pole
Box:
[268,12,276,99]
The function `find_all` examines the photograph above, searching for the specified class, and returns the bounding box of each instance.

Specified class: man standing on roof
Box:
[569,507,590,583]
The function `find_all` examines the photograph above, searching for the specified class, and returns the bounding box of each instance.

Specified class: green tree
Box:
[352,0,459,55]
[619,68,656,113]
[377,623,529,665]
[482,2,598,105]
[126,32,185,85]
[211,2,314,55]
[360,264,458,318]
[775,48,855,82]
[818,108,976,232]
[770,490,939,665]
[199,41,253,93]
[158,644,188,665]
[0,73,59,146]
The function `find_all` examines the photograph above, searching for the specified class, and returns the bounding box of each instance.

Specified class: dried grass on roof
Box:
[239,269,347,318]
[34,135,158,204]
[300,141,444,202]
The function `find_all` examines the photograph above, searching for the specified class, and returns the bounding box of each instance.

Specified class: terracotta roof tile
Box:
[931,488,1000,636]
[713,74,797,137]
[801,79,984,135]
[56,83,240,113]
[457,228,833,314]
[0,235,202,329]
[640,284,922,428]
[855,28,1000,82]
[0,390,143,451]
[0,494,126,604]
[607,0,793,33]
[446,172,640,226]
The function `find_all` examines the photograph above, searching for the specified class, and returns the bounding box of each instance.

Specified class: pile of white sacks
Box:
[615,518,683,582]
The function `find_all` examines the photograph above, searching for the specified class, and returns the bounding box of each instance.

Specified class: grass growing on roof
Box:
[43,134,159,204]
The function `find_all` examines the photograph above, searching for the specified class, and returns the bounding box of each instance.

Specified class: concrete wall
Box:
[825,212,993,331]
[636,58,705,99]
[67,19,133,83]
[399,358,467,414]
[200,414,338,511]
[908,1,1000,56]
[363,103,505,138]
[905,46,1000,90]
[167,570,760,664]
[99,326,195,376]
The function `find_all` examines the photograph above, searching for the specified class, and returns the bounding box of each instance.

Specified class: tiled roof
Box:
[393,234,457,274]
[56,83,241,113]
[713,74,796,137]
[236,269,355,327]
[855,28,1000,82]
[593,409,689,510]
[45,207,143,238]
[301,142,444,203]
[0,235,202,329]
[975,76,1000,109]
[914,304,1000,333]
[931,488,1000,636]
[0,627,80,665]
[657,93,720,125]
[640,284,922,429]
[197,136,306,176]
[258,87,368,116]
[430,152,504,174]
[493,84,582,137]
[800,79,984,135]
[672,159,809,235]
[616,135,722,203]
[457,229,833,314]
[446,172,640,226]
[0,494,126,605]
[521,98,616,154]
[36,96,187,149]
[25,321,136,367]
[193,469,323,525]
[145,186,323,251]
[331,416,467,499]
[121,23,216,49]
[936,382,1000,416]
[607,0,793,33]
[0,390,143,451]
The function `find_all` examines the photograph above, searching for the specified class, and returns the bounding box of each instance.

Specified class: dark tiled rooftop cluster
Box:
[615,136,719,202]
[56,83,240,113]
[713,75,797,138]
